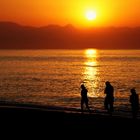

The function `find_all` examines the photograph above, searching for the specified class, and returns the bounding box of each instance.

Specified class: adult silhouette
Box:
[129,88,139,119]
[104,81,114,114]
[80,84,90,112]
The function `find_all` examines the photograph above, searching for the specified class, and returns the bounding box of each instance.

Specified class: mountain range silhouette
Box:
[0,22,140,49]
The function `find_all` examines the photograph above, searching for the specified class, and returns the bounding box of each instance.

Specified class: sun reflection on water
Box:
[83,49,101,97]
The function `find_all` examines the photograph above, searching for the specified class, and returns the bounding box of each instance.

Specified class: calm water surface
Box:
[0,49,140,115]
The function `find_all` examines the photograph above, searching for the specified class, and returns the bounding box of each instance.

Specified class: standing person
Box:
[104,81,114,114]
[80,84,90,112]
[129,88,139,119]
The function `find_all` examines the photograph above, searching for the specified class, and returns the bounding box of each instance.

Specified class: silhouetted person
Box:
[129,88,139,119]
[80,84,90,112]
[104,81,114,114]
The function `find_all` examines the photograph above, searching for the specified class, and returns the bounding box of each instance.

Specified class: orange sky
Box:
[0,0,140,28]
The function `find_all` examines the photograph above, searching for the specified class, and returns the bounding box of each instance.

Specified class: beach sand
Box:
[0,102,139,137]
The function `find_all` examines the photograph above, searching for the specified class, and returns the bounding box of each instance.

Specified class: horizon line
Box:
[1,20,140,29]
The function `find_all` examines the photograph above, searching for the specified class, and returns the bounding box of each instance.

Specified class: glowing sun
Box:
[85,49,97,57]
[86,10,96,20]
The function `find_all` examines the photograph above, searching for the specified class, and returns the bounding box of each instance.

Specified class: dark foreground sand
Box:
[0,102,139,137]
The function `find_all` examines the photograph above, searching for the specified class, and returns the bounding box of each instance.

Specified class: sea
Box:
[0,49,140,117]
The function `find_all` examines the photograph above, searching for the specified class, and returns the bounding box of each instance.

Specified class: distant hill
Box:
[0,21,140,49]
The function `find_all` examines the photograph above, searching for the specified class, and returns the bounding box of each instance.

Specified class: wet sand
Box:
[0,102,139,136]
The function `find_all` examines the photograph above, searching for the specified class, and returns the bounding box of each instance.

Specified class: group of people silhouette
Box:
[80,81,139,119]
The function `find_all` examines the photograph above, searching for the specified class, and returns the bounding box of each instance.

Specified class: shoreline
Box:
[0,101,138,118]
[0,101,139,119]
[0,101,140,135]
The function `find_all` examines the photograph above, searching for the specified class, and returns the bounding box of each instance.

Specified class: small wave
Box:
[32,78,41,81]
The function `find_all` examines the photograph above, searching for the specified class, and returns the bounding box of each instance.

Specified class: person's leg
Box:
[81,99,84,112]
[110,102,114,112]
[85,100,91,113]
[104,97,108,110]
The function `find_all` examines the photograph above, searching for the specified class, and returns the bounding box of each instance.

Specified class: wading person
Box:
[80,84,90,113]
[104,81,114,114]
[129,88,139,119]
